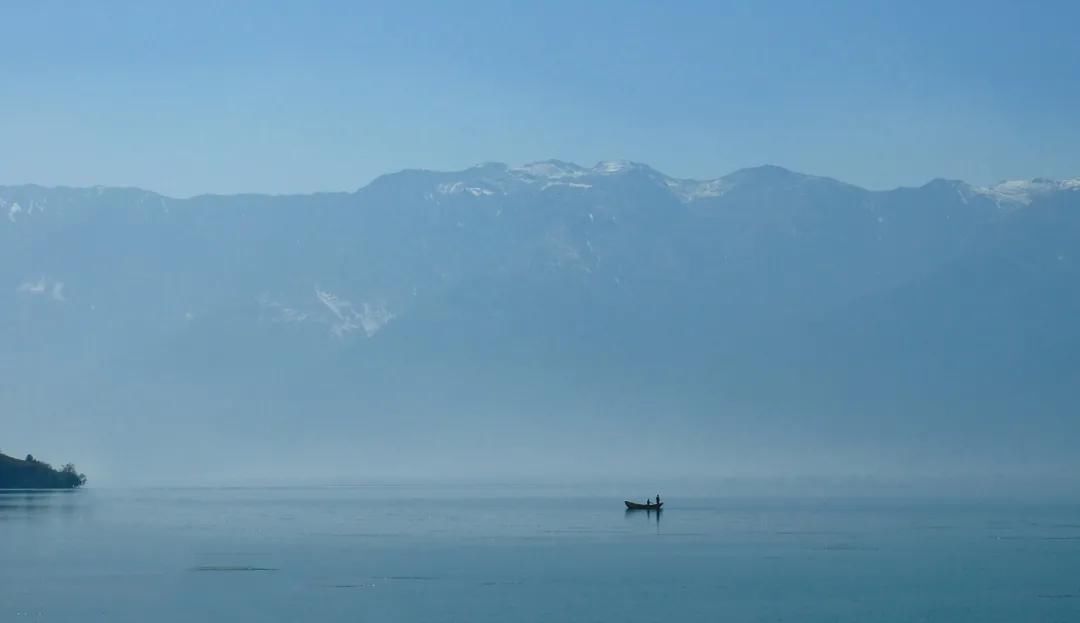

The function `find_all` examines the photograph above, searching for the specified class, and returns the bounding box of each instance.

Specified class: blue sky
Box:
[1,0,1078,196]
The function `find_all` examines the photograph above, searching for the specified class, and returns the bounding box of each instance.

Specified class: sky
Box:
[1,0,1078,197]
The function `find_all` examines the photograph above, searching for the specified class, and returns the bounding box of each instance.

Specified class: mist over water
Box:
[4,487,1080,622]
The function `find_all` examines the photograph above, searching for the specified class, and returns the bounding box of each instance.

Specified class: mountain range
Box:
[3,161,1078,487]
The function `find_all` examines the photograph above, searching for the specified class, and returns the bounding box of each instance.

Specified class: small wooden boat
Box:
[625,501,663,510]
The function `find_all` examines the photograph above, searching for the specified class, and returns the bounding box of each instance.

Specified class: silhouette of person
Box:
[656,494,661,506]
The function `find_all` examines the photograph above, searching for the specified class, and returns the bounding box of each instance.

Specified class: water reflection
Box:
[625,506,662,532]
[0,490,82,518]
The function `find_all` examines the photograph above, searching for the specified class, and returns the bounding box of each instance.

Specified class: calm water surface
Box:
[2,487,1079,622]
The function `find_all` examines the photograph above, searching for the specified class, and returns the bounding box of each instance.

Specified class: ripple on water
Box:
[191,566,278,572]
[822,543,879,552]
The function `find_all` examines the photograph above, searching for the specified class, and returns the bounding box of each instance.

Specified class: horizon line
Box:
[1,159,1077,201]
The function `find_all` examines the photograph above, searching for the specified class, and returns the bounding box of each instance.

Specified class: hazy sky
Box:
[1,0,1078,196]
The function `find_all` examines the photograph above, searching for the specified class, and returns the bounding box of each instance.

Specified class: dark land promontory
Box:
[0,452,86,489]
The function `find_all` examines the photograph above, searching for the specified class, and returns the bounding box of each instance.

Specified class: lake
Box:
[2,487,1079,622]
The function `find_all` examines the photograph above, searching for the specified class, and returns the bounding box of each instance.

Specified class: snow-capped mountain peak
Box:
[358,161,1080,210]
[591,160,644,175]
[510,160,587,180]
[975,177,1080,206]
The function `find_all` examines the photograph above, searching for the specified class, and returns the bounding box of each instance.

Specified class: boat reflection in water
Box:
[624,500,662,532]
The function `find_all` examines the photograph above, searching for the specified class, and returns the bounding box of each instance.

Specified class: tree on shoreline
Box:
[0,452,87,489]
[61,463,88,488]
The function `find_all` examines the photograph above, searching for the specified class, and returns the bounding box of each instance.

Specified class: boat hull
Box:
[624,501,663,510]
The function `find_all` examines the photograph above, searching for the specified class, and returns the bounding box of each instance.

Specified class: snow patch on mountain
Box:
[17,278,66,302]
[315,288,394,338]
[260,296,311,324]
[666,178,730,201]
[2,196,47,223]
[260,290,394,338]
[511,159,655,181]
[541,181,593,191]
[437,182,497,197]
[593,160,636,174]
[511,160,587,180]
[17,278,45,295]
[975,178,1080,206]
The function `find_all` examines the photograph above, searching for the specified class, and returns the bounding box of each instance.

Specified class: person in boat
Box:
[656,494,661,506]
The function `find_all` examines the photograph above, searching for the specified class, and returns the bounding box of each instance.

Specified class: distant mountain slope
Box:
[2,162,1077,483]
